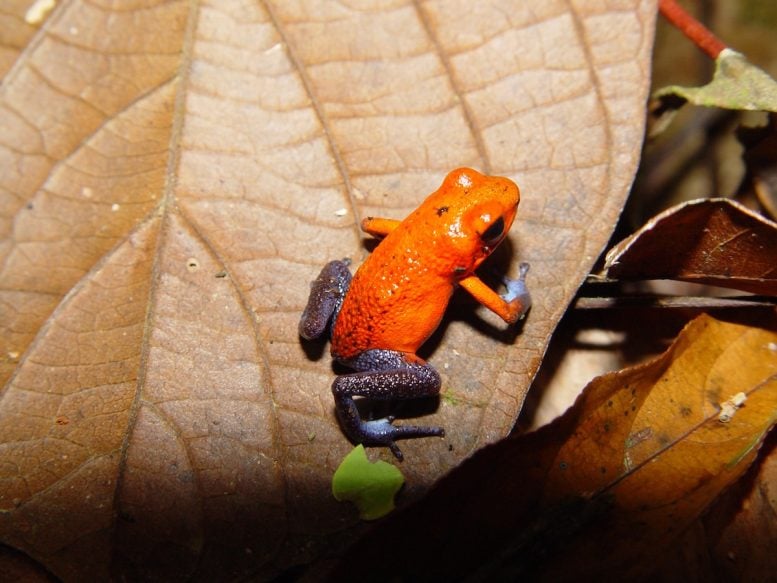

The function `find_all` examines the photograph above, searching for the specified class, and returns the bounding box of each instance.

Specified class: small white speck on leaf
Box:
[25,0,56,24]
[111,203,120,211]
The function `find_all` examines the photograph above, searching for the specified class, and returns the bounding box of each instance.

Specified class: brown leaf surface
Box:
[705,433,777,581]
[0,1,654,578]
[647,431,777,581]
[337,314,777,581]
[0,2,39,77]
[603,198,777,294]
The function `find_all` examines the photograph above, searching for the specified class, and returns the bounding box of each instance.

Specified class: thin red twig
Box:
[658,0,727,59]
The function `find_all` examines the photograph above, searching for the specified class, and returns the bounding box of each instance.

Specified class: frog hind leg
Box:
[333,349,445,461]
[299,259,352,340]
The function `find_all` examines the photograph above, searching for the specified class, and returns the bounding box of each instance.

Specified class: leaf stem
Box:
[574,295,777,310]
[658,0,727,59]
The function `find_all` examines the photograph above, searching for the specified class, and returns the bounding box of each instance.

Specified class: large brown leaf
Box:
[0,0,654,578]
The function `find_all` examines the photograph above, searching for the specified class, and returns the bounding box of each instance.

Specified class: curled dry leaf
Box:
[0,0,654,579]
[603,198,777,294]
[335,314,777,581]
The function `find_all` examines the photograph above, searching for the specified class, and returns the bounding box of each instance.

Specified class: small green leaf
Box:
[656,49,777,111]
[332,445,405,520]
[651,49,777,135]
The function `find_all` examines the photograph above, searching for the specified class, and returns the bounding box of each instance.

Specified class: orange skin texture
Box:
[331,167,522,361]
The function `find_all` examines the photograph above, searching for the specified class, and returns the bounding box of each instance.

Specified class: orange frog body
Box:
[299,168,531,460]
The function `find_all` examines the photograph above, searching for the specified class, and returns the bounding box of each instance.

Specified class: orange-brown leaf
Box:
[336,314,777,581]
[647,432,777,581]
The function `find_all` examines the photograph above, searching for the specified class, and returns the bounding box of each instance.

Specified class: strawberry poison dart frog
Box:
[299,168,531,460]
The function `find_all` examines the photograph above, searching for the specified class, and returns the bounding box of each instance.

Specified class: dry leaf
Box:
[0,1,40,77]
[603,198,777,294]
[335,314,777,581]
[0,1,654,578]
[646,431,777,581]
[706,434,777,581]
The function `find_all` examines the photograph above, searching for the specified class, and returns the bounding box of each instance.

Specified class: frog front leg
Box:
[459,261,532,324]
[333,349,445,461]
[299,259,352,340]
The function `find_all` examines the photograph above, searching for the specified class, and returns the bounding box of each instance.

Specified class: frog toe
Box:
[361,418,444,461]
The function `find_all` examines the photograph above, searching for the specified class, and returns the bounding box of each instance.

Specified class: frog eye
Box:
[479,216,505,246]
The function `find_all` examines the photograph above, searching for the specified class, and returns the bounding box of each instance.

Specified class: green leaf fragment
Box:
[332,445,405,520]
[655,49,777,112]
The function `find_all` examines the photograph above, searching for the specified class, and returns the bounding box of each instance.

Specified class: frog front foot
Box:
[501,261,532,320]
